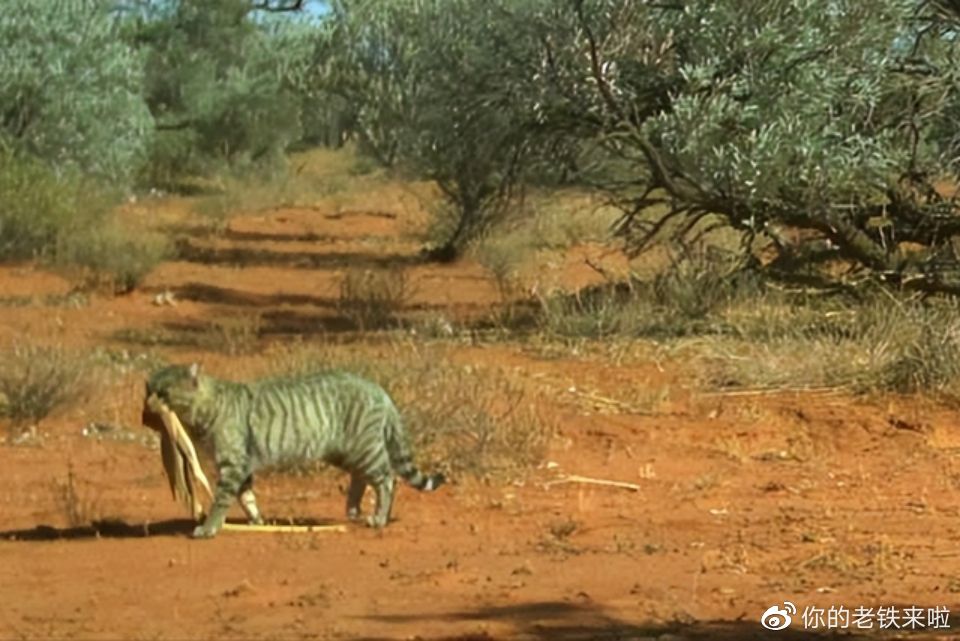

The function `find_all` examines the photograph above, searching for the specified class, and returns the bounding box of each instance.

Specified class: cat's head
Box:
[142,363,212,431]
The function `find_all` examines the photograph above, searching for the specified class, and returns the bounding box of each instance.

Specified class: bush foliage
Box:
[8,0,960,291]
[0,1,152,184]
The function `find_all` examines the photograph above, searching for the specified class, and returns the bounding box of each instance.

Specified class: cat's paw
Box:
[191,525,218,539]
[364,515,387,529]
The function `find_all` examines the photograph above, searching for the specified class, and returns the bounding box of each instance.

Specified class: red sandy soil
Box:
[1,192,960,641]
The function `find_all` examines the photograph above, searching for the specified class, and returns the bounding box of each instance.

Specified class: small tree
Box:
[134,0,310,183]
[315,1,424,166]
[320,0,546,260]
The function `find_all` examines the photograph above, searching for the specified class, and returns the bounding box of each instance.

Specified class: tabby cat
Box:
[142,363,445,538]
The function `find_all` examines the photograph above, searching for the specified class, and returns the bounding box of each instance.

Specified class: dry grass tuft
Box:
[188,145,391,233]
[0,342,87,430]
[531,244,755,339]
[699,294,960,394]
[210,312,263,356]
[338,268,413,331]
[51,460,101,528]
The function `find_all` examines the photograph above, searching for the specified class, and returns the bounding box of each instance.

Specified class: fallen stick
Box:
[569,390,654,415]
[700,386,846,397]
[543,474,642,492]
[222,523,348,534]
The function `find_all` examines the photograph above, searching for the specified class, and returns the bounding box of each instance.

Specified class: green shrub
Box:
[54,220,171,294]
[0,150,169,292]
[1,2,152,184]
[136,1,306,184]
[0,151,106,261]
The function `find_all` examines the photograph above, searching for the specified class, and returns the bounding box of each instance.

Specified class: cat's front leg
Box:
[192,459,247,539]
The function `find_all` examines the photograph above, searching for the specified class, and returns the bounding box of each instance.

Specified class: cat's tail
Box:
[386,422,446,491]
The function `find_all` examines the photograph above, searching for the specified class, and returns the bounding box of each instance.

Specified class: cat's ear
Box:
[188,362,201,383]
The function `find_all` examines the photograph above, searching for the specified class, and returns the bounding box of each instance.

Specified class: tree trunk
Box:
[424,203,476,263]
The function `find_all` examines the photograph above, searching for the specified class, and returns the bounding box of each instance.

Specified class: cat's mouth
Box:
[141,391,168,433]
[142,406,166,433]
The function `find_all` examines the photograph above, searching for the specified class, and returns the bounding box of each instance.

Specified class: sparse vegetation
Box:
[54,219,171,294]
[473,191,619,265]
[698,294,960,395]
[0,342,86,429]
[651,245,756,321]
[51,461,100,528]
[113,319,262,355]
[399,361,551,479]
[211,311,263,356]
[110,326,208,350]
[473,237,531,330]
[523,240,755,339]
[338,268,413,331]
[535,285,654,339]
[0,152,109,262]
[0,151,168,292]
[187,145,390,234]
[522,252,960,397]
[0,292,88,309]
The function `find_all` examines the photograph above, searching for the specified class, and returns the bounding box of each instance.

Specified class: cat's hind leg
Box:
[365,473,395,528]
[238,475,264,525]
[346,472,367,522]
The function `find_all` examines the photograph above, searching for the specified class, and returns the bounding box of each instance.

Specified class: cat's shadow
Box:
[0,517,344,541]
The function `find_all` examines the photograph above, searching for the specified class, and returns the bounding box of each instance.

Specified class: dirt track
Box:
[2,194,960,640]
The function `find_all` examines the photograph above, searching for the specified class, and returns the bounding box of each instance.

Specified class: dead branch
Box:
[222,522,348,533]
[544,474,642,492]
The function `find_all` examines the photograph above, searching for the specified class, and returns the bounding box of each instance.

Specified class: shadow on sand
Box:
[354,600,953,641]
[167,281,505,316]
[0,517,343,541]
[174,238,426,271]
[0,519,196,541]
[171,282,341,309]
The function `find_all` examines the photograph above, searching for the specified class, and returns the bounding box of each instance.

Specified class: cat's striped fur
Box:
[142,363,445,538]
